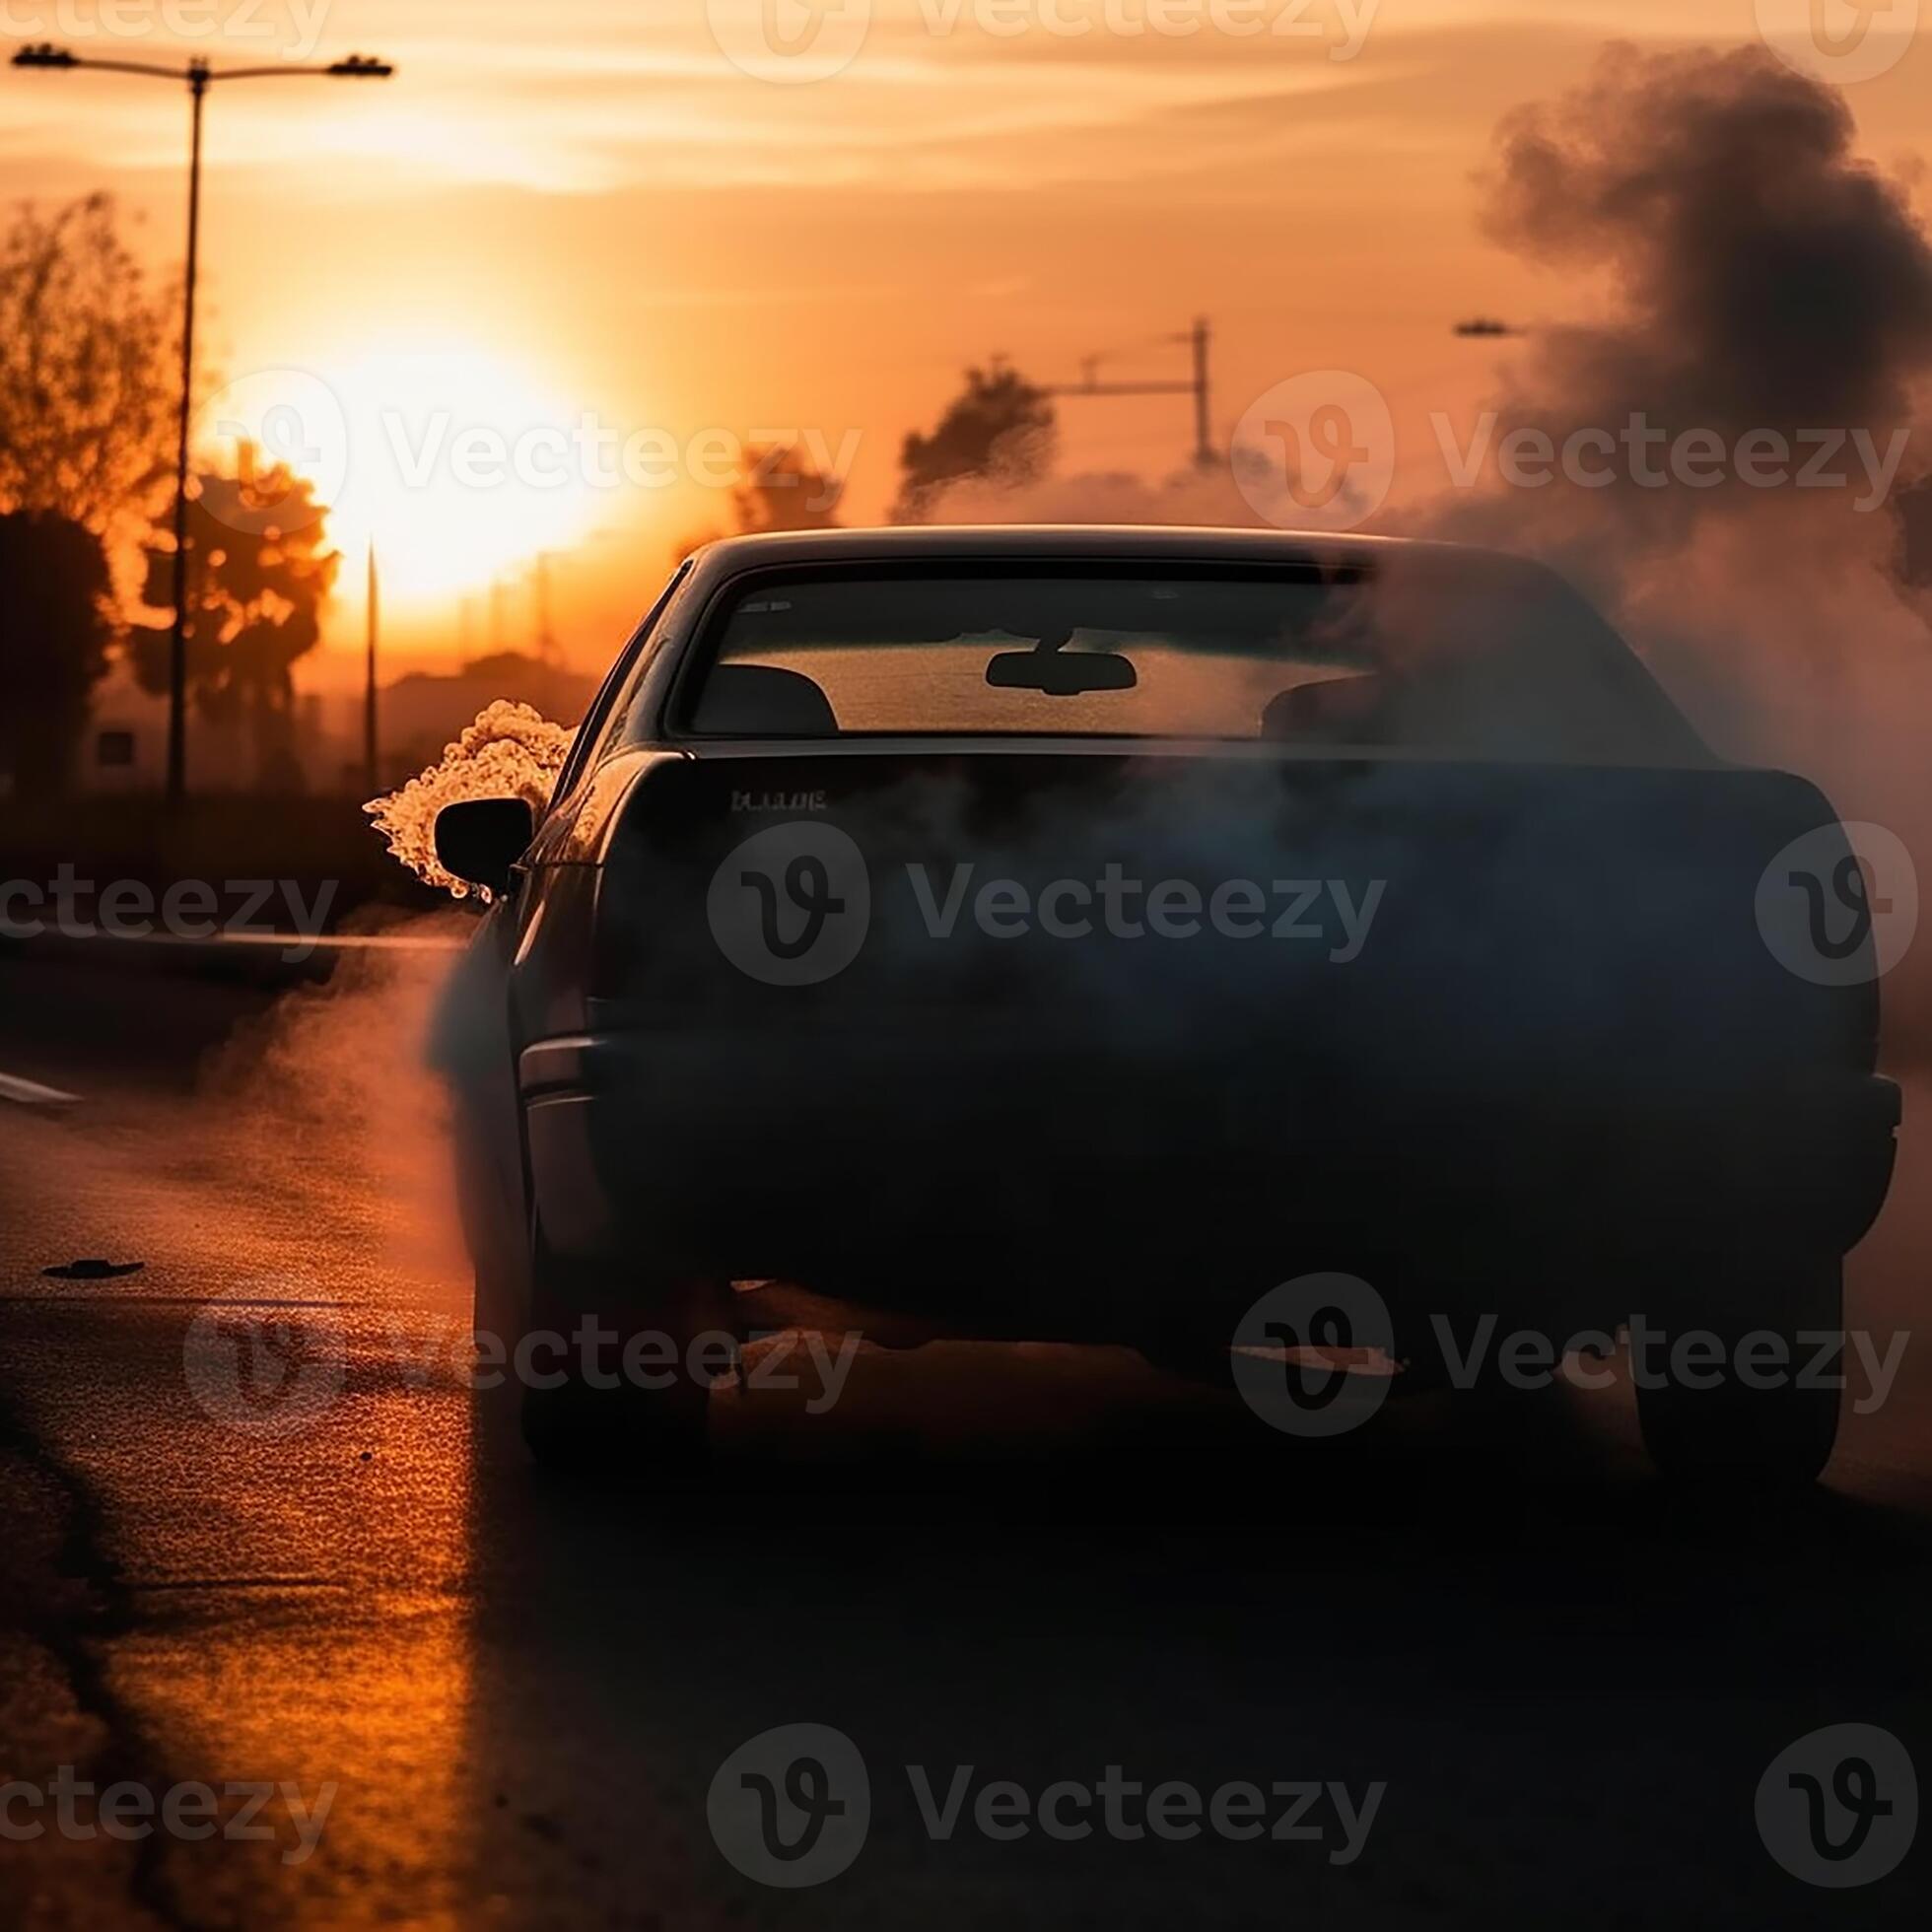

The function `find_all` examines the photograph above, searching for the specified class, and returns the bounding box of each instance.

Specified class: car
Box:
[432,525,1899,1487]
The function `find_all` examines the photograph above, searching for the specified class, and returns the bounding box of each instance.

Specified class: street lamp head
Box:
[11,42,78,68]
[326,54,394,78]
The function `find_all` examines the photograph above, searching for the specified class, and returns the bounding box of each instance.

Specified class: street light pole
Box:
[10,43,394,809]
[168,60,207,808]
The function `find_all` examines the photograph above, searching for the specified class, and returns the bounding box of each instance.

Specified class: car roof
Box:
[684,523,1541,580]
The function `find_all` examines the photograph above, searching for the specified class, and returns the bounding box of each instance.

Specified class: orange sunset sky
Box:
[4,0,1929,683]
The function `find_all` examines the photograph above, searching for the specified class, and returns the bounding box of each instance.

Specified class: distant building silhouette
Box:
[76,648,594,797]
[377,650,594,789]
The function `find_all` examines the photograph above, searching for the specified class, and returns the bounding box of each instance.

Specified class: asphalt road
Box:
[0,945,1927,1928]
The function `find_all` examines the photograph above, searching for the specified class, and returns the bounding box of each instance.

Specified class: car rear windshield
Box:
[672,560,1704,762]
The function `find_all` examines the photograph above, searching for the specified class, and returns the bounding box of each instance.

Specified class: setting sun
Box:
[195,344,603,608]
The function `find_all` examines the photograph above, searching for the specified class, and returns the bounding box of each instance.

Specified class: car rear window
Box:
[671,559,1706,762]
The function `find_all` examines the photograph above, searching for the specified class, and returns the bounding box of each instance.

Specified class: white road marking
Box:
[18,929,464,954]
[0,1070,80,1106]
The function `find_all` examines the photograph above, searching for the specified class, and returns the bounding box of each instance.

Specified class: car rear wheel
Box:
[1632,1256,1842,1489]
[515,1237,726,1482]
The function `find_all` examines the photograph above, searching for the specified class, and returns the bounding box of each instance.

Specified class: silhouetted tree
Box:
[0,194,174,532]
[675,440,845,560]
[733,442,846,534]
[0,510,112,794]
[892,361,1057,521]
[0,196,175,788]
[129,452,339,789]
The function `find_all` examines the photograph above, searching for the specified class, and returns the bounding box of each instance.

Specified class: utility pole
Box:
[364,543,380,795]
[533,553,559,666]
[10,43,394,808]
[1044,318,1215,471]
[1190,316,1212,468]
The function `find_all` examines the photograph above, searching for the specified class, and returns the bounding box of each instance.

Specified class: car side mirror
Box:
[434,797,535,897]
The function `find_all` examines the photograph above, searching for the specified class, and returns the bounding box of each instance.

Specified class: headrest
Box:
[1260,673,1390,743]
[691,663,839,736]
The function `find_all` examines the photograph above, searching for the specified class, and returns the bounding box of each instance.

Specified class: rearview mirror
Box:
[434,797,535,898]
[985,649,1138,696]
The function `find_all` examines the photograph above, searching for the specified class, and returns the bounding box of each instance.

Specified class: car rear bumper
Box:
[518,1030,1899,1320]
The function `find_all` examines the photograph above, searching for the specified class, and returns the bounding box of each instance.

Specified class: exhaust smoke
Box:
[365,700,575,900]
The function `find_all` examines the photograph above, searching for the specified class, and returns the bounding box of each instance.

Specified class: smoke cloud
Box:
[1479,42,1932,474]
[1418,43,1932,1430]
[1425,41,1932,632]
[1421,44,1932,1055]
[366,700,575,899]
[908,462,1262,530]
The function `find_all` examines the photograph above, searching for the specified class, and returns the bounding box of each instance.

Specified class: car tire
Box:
[515,1236,725,1482]
[1632,1256,1842,1489]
